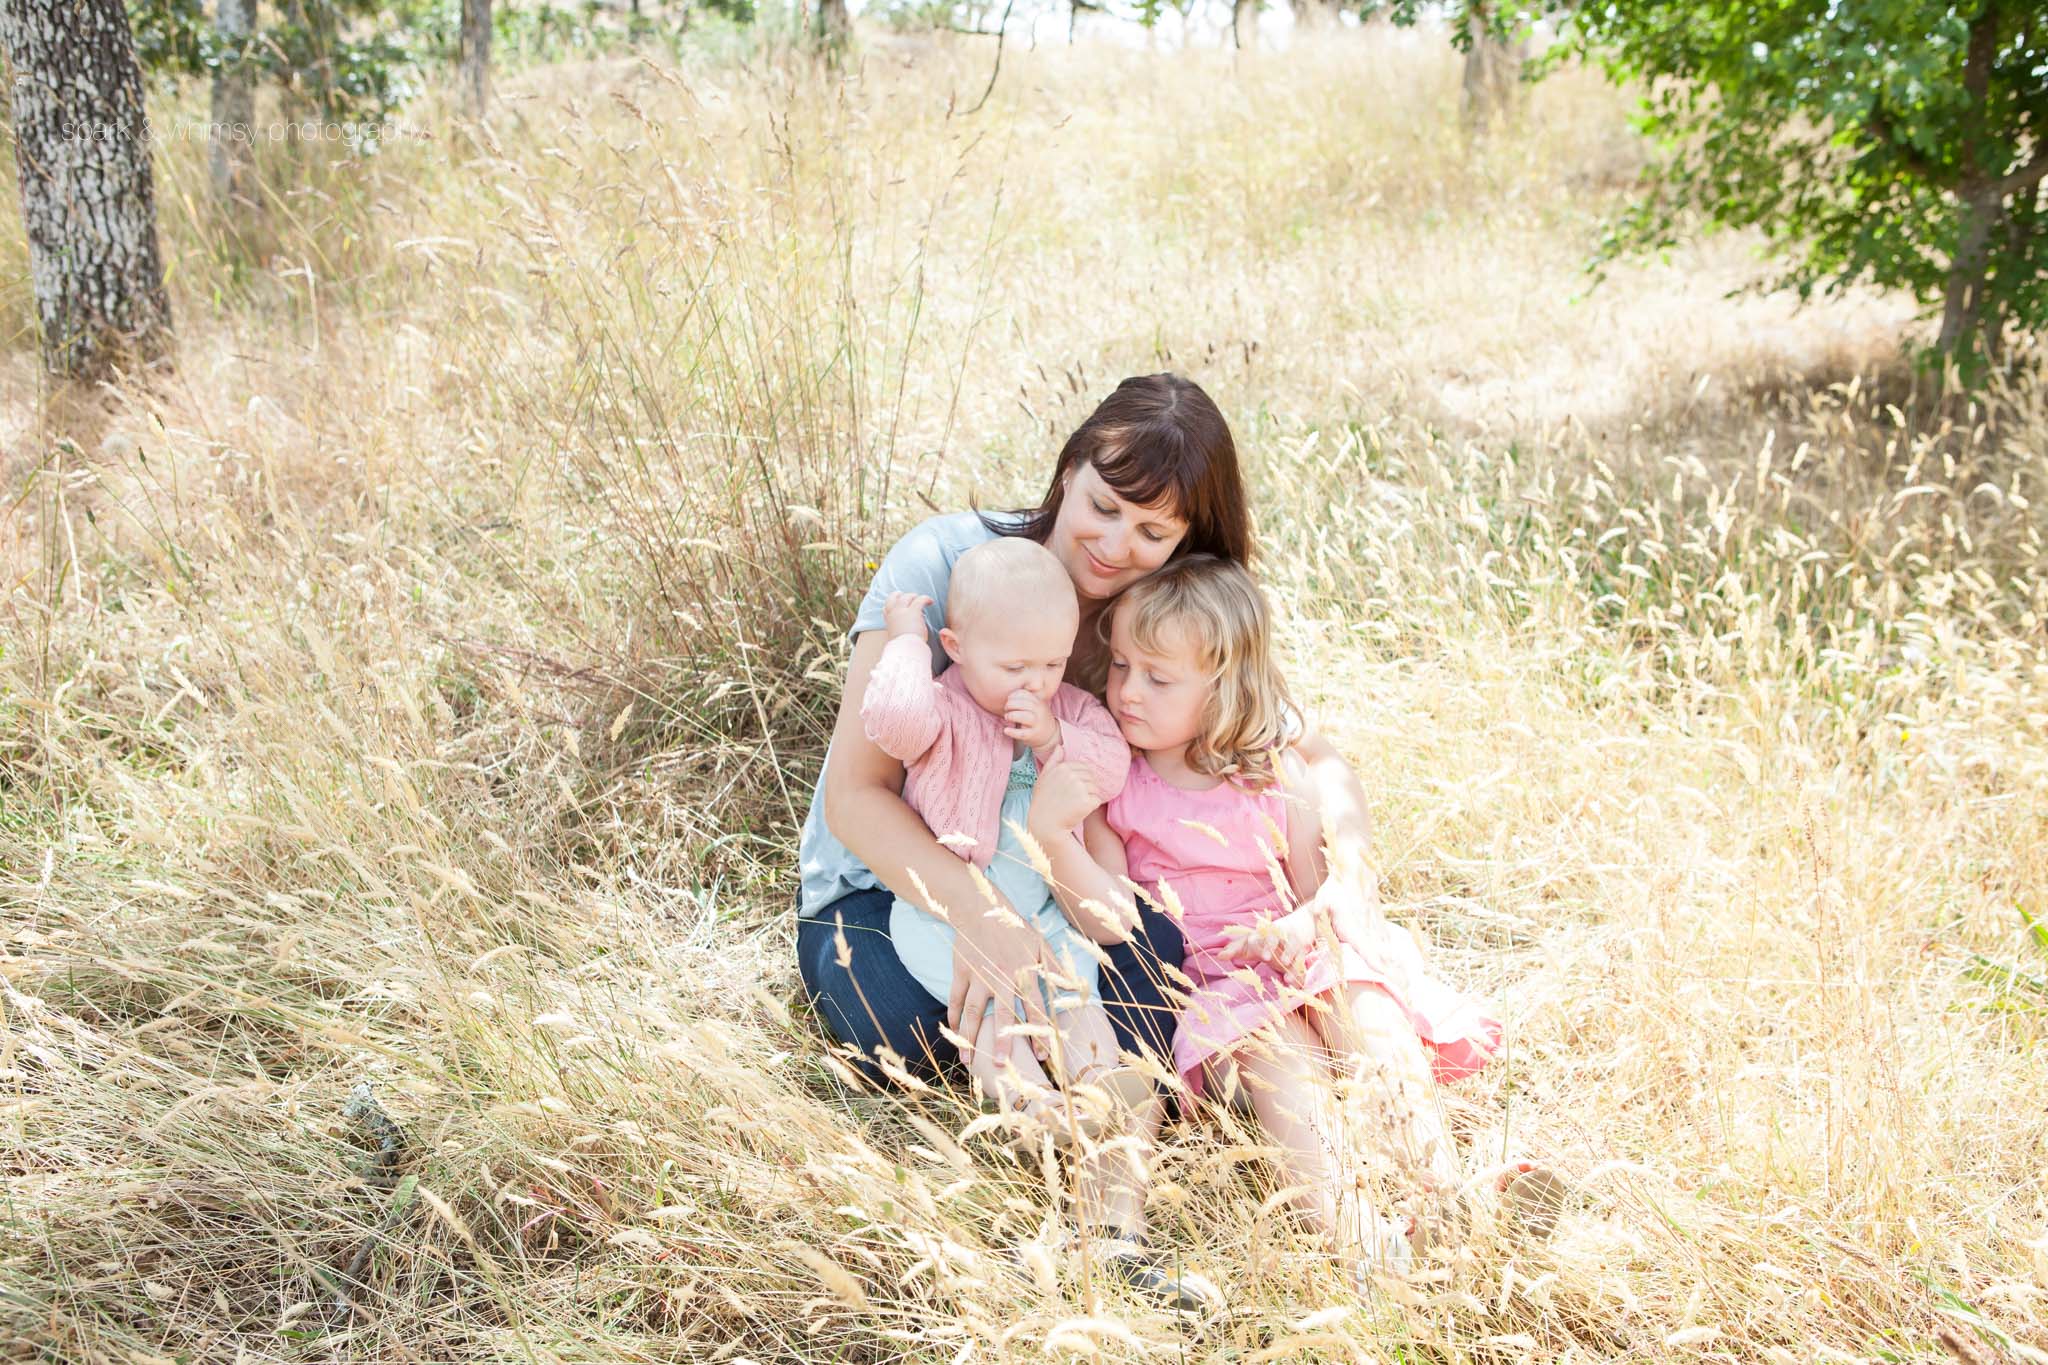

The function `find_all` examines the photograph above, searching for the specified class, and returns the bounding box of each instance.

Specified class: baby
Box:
[861,536,1144,1137]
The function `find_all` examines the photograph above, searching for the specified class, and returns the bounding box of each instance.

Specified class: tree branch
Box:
[963,0,1017,116]
[1995,149,2048,198]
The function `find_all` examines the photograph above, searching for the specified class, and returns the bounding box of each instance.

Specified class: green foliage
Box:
[1369,2,2048,381]
[1552,1,2048,379]
[128,0,434,124]
[125,1,758,127]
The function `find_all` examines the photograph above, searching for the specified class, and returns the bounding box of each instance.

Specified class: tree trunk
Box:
[814,0,849,54]
[1937,2,2005,368]
[210,0,257,207]
[1289,0,1338,30]
[1938,182,2005,363]
[0,0,174,379]
[1232,0,1256,49]
[460,0,491,116]
[1460,2,1526,135]
[284,0,338,118]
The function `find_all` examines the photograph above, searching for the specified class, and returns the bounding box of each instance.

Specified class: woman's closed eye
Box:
[1094,497,1168,542]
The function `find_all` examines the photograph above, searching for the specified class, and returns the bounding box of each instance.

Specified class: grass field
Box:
[3,24,2046,1364]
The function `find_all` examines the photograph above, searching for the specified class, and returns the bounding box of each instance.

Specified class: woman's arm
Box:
[823,630,1053,1059]
[1279,745,1384,952]
[1294,729,1374,860]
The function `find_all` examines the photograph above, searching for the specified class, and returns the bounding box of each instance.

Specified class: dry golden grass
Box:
[3,25,2046,1364]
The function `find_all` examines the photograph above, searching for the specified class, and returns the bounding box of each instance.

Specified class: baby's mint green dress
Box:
[889,748,1102,1017]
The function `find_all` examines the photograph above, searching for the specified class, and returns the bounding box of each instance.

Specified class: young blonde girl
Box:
[1028,555,1508,1274]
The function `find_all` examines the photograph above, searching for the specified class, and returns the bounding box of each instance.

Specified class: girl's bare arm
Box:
[1031,808,1141,945]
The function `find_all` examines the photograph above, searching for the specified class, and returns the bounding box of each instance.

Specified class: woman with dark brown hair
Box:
[795,373,1380,1305]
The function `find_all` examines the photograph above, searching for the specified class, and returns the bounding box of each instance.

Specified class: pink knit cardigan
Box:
[860,635,1131,868]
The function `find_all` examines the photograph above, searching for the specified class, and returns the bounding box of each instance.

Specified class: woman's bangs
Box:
[1091,430,1197,520]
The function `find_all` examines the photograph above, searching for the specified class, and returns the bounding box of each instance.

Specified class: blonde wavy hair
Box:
[1111,555,1296,790]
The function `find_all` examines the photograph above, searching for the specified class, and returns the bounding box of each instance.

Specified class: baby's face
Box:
[941,602,1077,717]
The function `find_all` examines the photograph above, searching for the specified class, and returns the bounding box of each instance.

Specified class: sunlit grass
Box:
[3,24,2045,1364]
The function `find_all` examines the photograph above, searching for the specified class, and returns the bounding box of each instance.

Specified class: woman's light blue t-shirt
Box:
[797,509,1025,917]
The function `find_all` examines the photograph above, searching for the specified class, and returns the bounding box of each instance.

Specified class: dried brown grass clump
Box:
[4,26,2046,1365]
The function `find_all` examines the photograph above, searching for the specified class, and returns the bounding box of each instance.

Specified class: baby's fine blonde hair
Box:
[1113,555,1295,789]
[950,536,1077,633]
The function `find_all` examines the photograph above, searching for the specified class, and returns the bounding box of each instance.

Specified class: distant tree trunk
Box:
[1289,0,1338,31]
[210,0,257,207]
[1460,2,1526,135]
[1934,2,2038,369]
[460,0,491,115]
[1940,182,2006,362]
[284,0,338,118]
[0,0,174,378]
[813,0,849,55]
[1232,0,1256,49]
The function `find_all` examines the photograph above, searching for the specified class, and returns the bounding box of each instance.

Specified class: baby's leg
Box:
[1045,997,1160,1237]
[965,1006,1063,1130]
[1319,984,1459,1194]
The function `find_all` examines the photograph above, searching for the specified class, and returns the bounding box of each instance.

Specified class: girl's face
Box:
[1106,605,1210,754]
[1046,462,1189,601]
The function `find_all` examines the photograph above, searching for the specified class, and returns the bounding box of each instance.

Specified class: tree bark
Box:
[1939,182,2005,361]
[814,0,850,55]
[1289,0,1338,30]
[1232,0,1256,49]
[0,0,174,378]
[284,0,338,118]
[1938,2,2004,364]
[460,0,491,116]
[210,0,257,206]
[1460,2,1526,135]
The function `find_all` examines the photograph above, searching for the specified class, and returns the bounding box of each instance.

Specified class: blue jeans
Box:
[796,886,1186,1082]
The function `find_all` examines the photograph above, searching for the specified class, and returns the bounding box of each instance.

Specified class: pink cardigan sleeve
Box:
[1047,686,1132,797]
[860,635,949,764]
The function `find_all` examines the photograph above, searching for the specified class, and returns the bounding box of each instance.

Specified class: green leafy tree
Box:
[1554,0,2048,377]
[129,0,425,127]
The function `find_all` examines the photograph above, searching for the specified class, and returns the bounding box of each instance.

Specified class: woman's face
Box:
[1046,462,1189,601]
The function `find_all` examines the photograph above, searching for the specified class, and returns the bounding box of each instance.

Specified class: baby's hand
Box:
[1029,759,1104,834]
[882,591,934,641]
[1003,688,1058,752]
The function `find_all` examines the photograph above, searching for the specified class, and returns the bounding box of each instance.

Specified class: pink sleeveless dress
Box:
[1104,755,1503,1098]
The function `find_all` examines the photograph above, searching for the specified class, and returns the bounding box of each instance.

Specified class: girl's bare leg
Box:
[1229,1009,1393,1261]
[1317,984,1460,1194]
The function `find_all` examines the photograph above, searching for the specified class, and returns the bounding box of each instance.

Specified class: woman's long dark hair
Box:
[984,373,1253,565]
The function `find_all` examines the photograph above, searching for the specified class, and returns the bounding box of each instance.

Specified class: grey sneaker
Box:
[1095,1236,1223,1315]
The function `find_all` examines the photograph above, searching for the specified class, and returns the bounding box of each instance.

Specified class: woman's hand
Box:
[882,591,934,641]
[947,897,1055,1066]
[1299,854,1393,952]
[1029,758,1106,836]
[1217,907,1322,983]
